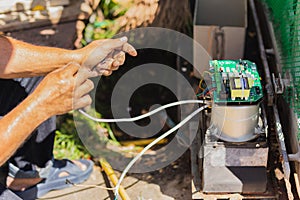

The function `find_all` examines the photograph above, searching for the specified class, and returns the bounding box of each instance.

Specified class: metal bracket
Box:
[214,27,225,60]
[272,73,291,94]
[288,149,300,162]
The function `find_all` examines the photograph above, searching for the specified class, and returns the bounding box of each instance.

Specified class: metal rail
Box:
[249,0,274,106]
[249,0,293,199]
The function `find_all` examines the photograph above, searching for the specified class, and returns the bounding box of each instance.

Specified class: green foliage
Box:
[54,129,90,160]
[81,0,128,45]
[54,108,119,160]
[54,111,92,160]
[100,0,127,19]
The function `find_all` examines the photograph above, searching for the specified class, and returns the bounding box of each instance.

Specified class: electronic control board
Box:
[210,60,263,103]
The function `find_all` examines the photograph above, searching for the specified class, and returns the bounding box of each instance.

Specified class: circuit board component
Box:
[210,60,263,103]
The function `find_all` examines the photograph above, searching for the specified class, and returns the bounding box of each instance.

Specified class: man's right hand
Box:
[33,62,95,116]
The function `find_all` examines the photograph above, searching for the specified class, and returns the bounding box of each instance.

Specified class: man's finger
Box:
[111,64,119,71]
[102,70,113,76]
[102,37,128,52]
[94,58,114,74]
[74,79,94,98]
[122,43,137,56]
[73,95,92,110]
[95,69,113,76]
[113,51,126,66]
[75,67,93,86]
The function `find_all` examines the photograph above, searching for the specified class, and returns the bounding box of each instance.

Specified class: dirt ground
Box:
[128,151,192,200]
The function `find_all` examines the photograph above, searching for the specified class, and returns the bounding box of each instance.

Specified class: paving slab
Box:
[39,166,174,200]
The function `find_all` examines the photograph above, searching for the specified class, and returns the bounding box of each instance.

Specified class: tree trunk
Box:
[117,0,192,33]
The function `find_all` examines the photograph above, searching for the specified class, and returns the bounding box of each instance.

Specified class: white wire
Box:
[66,179,115,190]
[113,105,208,199]
[78,100,205,122]
[78,99,208,198]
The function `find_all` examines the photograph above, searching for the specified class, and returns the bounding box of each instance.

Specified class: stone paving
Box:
[39,166,174,200]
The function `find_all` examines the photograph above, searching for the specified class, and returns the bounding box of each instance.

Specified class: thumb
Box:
[60,62,80,77]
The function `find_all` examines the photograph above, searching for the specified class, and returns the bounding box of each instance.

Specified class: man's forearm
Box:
[0,36,82,78]
[0,91,50,166]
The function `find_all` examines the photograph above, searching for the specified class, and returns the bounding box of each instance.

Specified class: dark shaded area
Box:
[0,77,56,171]
[100,170,115,200]
[0,80,27,116]
[228,166,268,193]
[95,48,177,115]
[95,48,194,140]
[11,130,55,169]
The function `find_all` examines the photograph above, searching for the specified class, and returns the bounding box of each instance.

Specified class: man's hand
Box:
[0,36,136,78]
[0,62,96,165]
[33,62,94,116]
[77,37,137,76]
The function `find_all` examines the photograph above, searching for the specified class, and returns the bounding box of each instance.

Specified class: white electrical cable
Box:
[113,105,208,200]
[78,100,208,198]
[78,100,206,123]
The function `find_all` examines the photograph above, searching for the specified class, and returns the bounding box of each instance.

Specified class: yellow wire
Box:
[202,70,213,76]
[196,70,214,95]
[198,79,204,91]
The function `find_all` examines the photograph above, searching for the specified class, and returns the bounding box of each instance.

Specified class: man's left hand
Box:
[77,37,137,76]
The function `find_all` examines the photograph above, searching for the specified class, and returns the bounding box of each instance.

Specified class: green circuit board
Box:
[210,60,263,103]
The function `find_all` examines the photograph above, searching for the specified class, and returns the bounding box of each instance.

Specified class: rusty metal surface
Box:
[225,147,268,167]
